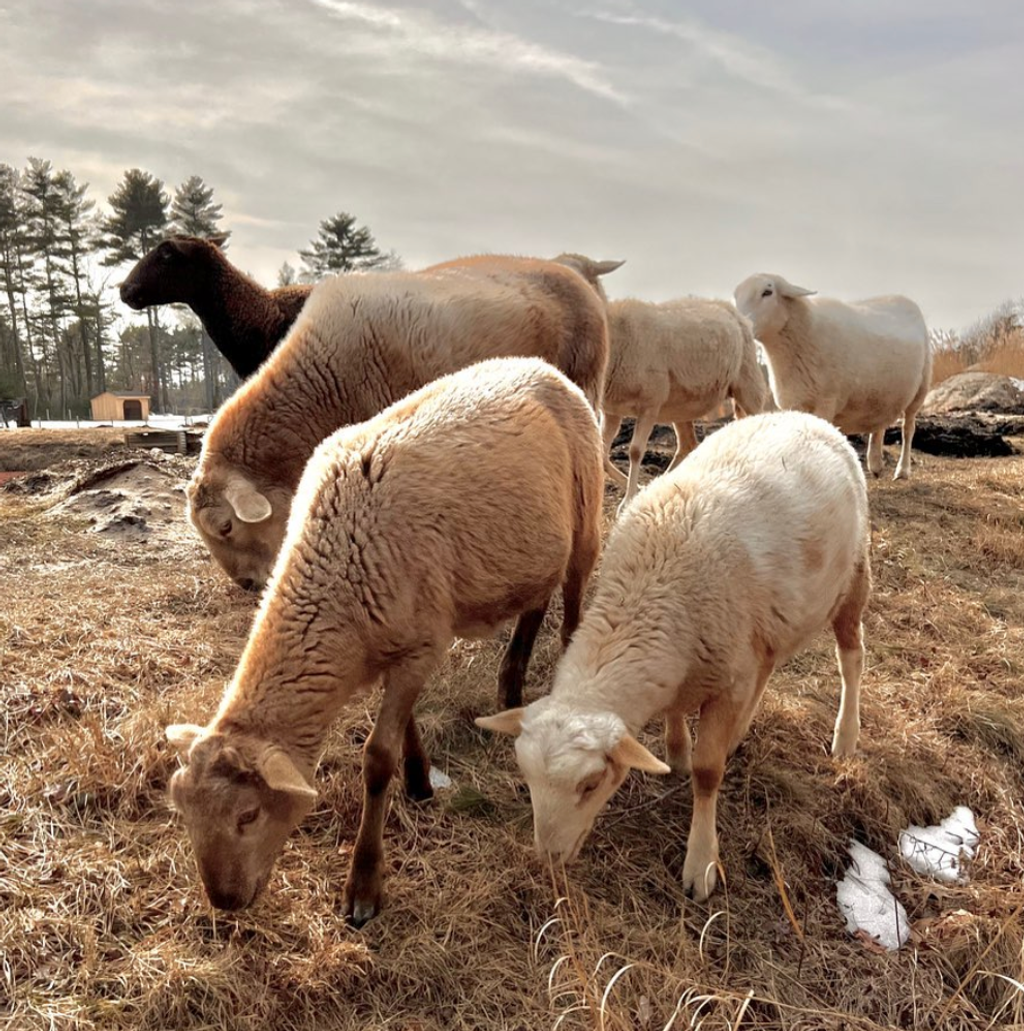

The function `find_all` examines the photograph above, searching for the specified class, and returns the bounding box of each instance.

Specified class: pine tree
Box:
[277,261,297,287]
[299,211,389,281]
[100,169,169,409]
[0,164,30,399]
[170,175,230,243]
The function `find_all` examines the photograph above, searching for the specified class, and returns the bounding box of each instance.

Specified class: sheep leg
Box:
[664,711,691,775]
[498,602,549,709]
[727,657,775,755]
[866,429,885,477]
[601,414,628,487]
[682,693,746,902]
[667,422,699,472]
[621,414,658,513]
[344,660,432,927]
[831,558,870,756]
[894,411,917,480]
[402,715,433,802]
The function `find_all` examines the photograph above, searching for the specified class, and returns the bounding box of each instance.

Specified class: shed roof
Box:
[93,391,151,399]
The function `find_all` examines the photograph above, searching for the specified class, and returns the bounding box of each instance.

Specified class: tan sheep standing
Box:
[479,410,870,903]
[553,254,767,507]
[188,255,609,590]
[166,357,604,926]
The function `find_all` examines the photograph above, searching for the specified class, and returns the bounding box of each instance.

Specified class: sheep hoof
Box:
[682,848,719,901]
[403,757,434,802]
[893,467,910,481]
[344,882,383,928]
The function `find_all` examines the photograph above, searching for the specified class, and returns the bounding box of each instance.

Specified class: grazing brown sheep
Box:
[167,358,604,925]
[187,254,609,590]
[120,236,313,378]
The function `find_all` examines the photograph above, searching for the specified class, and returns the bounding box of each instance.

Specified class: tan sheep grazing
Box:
[188,255,608,590]
[166,358,604,925]
[600,297,768,507]
[479,411,870,903]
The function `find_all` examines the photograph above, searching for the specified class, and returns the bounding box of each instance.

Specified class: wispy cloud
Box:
[309,0,627,103]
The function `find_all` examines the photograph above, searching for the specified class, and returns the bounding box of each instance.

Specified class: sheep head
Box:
[477,699,669,862]
[186,457,289,592]
[733,273,816,340]
[120,236,225,309]
[165,724,316,911]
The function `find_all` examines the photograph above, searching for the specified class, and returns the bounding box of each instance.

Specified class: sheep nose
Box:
[235,577,260,593]
[205,886,249,911]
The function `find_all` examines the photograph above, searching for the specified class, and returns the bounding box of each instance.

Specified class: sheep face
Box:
[120,236,223,309]
[477,701,669,862]
[187,464,288,591]
[733,273,816,340]
[165,726,316,911]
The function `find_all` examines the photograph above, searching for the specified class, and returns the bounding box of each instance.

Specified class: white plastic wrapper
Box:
[837,841,911,951]
[899,806,978,883]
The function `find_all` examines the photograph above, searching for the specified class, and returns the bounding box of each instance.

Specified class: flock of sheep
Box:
[119,239,932,925]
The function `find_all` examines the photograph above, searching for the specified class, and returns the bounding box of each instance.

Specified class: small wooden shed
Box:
[90,391,151,422]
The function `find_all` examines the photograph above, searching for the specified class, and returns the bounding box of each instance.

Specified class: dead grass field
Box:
[2,431,1023,1031]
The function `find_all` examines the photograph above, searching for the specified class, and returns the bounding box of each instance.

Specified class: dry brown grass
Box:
[931,330,1024,386]
[2,436,1024,1031]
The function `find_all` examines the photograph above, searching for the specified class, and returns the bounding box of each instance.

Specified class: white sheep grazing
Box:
[478,411,871,903]
[733,273,931,480]
[600,297,768,507]
[551,254,768,507]
[166,358,604,925]
[188,254,608,591]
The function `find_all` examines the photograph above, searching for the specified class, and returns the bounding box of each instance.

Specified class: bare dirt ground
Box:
[2,428,1023,1031]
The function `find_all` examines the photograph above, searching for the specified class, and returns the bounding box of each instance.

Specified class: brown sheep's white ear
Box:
[475,708,526,736]
[776,277,816,299]
[259,750,317,800]
[608,733,672,774]
[223,474,272,523]
[593,259,625,276]
[165,723,205,752]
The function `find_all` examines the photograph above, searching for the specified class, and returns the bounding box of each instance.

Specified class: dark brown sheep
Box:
[119,236,312,378]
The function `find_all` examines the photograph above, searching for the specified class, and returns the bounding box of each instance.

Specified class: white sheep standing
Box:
[553,254,767,507]
[166,358,604,925]
[734,273,931,479]
[478,410,871,902]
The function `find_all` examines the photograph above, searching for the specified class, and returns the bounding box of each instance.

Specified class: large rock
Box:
[923,372,1024,415]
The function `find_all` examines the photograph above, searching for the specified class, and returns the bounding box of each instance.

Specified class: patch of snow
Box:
[428,767,453,790]
[1011,378,1024,393]
[899,806,978,883]
[837,841,910,951]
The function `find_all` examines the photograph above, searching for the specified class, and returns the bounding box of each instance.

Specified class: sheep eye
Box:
[761,287,773,298]
[576,770,605,801]
[219,520,232,538]
[237,807,259,829]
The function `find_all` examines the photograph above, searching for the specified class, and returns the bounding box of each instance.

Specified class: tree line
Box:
[0,159,398,417]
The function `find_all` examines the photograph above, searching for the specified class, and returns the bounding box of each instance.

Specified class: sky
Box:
[2,0,1023,330]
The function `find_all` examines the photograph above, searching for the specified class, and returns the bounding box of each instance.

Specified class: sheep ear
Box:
[165,723,205,752]
[608,733,672,774]
[776,277,816,299]
[223,474,272,523]
[593,259,625,276]
[475,708,526,736]
[259,750,317,800]
[208,234,229,249]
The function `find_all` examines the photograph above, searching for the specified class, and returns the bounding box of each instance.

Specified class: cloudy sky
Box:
[3,0,1022,329]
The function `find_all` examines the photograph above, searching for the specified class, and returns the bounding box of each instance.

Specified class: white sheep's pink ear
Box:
[475,708,526,736]
[775,277,816,299]
[223,474,272,524]
[259,750,317,800]
[608,733,672,774]
[165,723,205,752]
[593,259,625,276]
